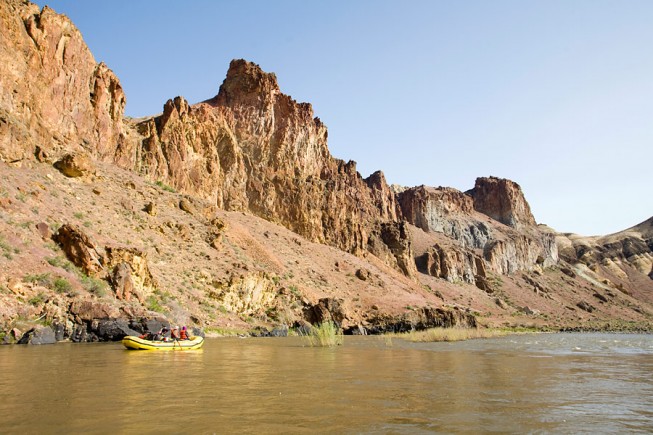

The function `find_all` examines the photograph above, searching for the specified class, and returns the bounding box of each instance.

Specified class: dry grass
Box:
[400,326,511,343]
[302,321,344,347]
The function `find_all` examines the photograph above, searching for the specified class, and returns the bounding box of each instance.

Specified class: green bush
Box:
[28,292,46,306]
[146,295,166,313]
[155,180,176,193]
[53,277,72,294]
[47,256,74,272]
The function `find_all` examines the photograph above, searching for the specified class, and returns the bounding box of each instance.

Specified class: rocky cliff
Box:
[0,0,130,166]
[398,181,558,289]
[467,177,537,228]
[134,59,413,275]
[0,1,651,342]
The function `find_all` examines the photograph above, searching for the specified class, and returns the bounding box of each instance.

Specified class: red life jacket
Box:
[180,329,189,340]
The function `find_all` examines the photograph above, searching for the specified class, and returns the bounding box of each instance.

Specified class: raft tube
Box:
[122,335,204,350]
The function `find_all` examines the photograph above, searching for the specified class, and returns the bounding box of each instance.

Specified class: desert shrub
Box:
[302,321,343,347]
[146,295,165,313]
[24,273,52,287]
[155,180,176,193]
[53,277,72,294]
[81,275,108,297]
[47,255,73,271]
[0,235,16,258]
[28,292,46,306]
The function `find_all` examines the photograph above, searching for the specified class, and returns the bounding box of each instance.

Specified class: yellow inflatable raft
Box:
[122,335,204,350]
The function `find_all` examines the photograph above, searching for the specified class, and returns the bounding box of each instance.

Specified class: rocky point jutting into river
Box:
[0,0,652,344]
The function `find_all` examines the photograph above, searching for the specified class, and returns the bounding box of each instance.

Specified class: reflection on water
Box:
[0,333,652,433]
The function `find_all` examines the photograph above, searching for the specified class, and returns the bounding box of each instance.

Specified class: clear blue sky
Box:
[36,1,652,236]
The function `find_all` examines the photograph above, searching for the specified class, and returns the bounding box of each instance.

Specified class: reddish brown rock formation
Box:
[0,1,129,164]
[135,59,411,275]
[1,1,651,338]
[52,224,104,275]
[467,177,536,228]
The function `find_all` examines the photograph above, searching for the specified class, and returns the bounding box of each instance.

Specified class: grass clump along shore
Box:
[302,321,344,347]
[401,326,511,343]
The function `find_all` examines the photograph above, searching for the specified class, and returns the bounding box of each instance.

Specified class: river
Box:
[1,333,652,433]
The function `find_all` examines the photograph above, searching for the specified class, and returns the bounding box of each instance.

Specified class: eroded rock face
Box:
[554,217,653,293]
[398,186,490,249]
[467,177,536,228]
[0,1,129,164]
[210,272,278,317]
[52,224,104,275]
[400,180,558,285]
[366,307,477,334]
[135,59,411,275]
[484,233,558,275]
[104,246,157,301]
[416,244,485,285]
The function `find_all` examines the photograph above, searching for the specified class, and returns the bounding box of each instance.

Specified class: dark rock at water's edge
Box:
[363,307,477,335]
[95,319,141,341]
[251,325,289,337]
[17,326,56,345]
[7,317,204,344]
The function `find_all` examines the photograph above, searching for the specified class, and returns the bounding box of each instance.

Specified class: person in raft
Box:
[171,326,181,340]
[180,326,190,340]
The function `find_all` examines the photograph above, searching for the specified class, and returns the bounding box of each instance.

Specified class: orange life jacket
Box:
[180,329,189,340]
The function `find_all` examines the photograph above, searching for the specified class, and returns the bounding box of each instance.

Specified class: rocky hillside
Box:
[0,1,651,343]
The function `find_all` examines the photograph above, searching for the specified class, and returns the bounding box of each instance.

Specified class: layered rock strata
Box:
[399,180,558,286]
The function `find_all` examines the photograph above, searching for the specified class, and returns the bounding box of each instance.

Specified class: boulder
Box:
[93,319,140,341]
[576,301,596,313]
[304,297,351,327]
[105,246,157,299]
[35,222,51,240]
[52,224,104,275]
[70,300,120,322]
[2,328,22,344]
[179,198,196,215]
[355,268,369,281]
[53,152,95,178]
[17,326,56,345]
[52,321,66,341]
[144,202,157,216]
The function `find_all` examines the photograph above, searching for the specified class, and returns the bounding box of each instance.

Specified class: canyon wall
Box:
[135,59,414,275]
[0,0,130,165]
[399,181,558,288]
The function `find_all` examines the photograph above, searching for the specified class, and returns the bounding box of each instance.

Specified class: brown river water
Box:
[1,333,652,434]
